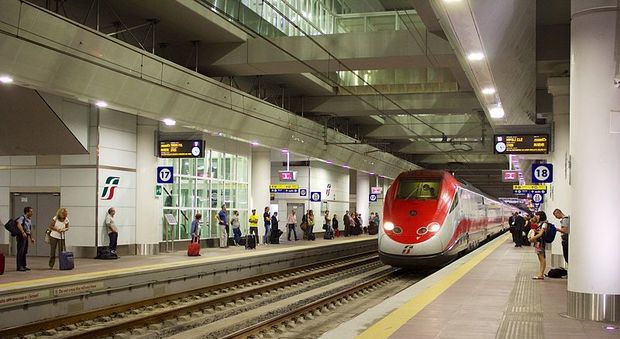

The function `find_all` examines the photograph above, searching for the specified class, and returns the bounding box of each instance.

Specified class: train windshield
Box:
[396,180,440,200]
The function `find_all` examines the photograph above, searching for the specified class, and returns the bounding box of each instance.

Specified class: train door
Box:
[287,203,305,225]
[11,192,60,256]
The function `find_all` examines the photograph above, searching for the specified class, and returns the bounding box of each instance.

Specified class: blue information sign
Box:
[310,192,321,202]
[532,164,553,184]
[369,194,378,202]
[157,166,174,184]
[300,189,307,197]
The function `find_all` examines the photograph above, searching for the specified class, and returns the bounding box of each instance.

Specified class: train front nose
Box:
[379,224,445,256]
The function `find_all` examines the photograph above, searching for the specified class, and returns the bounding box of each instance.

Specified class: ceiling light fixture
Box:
[489,104,505,119]
[482,87,496,95]
[0,75,14,84]
[281,149,289,153]
[162,118,176,126]
[95,100,108,108]
[250,141,259,146]
[467,52,485,61]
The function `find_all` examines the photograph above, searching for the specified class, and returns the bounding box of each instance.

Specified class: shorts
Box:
[535,241,545,256]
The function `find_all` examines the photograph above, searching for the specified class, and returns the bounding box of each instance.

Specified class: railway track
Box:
[3,252,404,339]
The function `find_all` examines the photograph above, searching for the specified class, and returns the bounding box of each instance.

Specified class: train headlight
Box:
[428,222,441,233]
[383,221,395,231]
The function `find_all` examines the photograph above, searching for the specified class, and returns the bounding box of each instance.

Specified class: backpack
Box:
[4,217,19,237]
[546,267,567,278]
[542,222,557,243]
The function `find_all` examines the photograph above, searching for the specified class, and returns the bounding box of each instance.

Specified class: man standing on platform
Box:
[553,208,570,263]
[105,207,119,254]
[15,207,34,271]
[263,206,271,245]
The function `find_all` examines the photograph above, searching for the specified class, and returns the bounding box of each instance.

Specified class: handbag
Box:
[44,229,51,244]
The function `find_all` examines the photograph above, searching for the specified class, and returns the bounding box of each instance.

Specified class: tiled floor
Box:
[389,240,620,339]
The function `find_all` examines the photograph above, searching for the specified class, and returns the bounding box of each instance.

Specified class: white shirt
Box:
[105,214,117,234]
[50,217,69,239]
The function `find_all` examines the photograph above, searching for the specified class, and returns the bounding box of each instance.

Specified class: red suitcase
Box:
[0,251,5,275]
[187,241,200,256]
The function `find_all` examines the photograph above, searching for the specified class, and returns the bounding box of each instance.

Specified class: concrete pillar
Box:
[568,0,620,321]
[356,171,369,225]
[251,150,271,213]
[546,77,570,267]
[135,120,160,255]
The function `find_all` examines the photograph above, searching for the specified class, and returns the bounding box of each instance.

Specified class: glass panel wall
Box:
[160,150,250,241]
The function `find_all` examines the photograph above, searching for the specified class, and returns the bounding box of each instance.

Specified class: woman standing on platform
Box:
[528,212,547,280]
[231,211,241,246]
[47,208,69,269]
[306,210,315,240]
[332,214,339,237]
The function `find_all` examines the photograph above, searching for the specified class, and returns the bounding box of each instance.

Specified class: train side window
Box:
[449,192,459,212]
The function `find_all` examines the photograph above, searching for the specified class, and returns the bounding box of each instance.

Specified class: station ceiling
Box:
[23,0,569,198]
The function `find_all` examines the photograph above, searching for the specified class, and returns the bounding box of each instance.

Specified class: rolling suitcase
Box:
[59,234,74,270]
[0,251,5,275]
[188,238,201,256]
[323,230,334,240]
[308,233,316,241]
[245,234,257,250]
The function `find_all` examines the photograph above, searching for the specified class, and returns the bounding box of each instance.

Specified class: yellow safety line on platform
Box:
[0,237,373,291]
[356,234,509,339]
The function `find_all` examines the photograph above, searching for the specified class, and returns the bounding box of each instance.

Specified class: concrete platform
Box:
[322,234,620,339]
[0,235,376,329]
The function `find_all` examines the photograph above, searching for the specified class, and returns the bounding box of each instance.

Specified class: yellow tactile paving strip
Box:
[0,237,373,292]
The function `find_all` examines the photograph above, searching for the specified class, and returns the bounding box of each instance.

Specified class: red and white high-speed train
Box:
[379,170,516,268]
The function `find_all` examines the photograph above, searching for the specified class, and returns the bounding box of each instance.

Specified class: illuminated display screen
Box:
[279,171,297,181]
[159,140,205,158]
[494,134,549,154]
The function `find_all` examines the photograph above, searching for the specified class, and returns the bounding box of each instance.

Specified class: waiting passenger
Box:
[263,206,271,245]
[105,207,118,254]
[287,210,298,241]
[231,211,241,246]
[553,208,570,263]
[217,205,228,248]
[191,213,201,243]
[332,214,339,237]
[528,212,549,280]
[15,206,34,271]
[513,212,526,247]
[343,211,351,237]
[248,209,259,242]
[323,210,331,232]
[47,208,70,270]
[306,210,315,240]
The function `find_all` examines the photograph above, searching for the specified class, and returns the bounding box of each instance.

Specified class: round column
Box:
[546,77,571,267]
[251,149,271,214]
[356,171,369,226]
[568,0,620,321]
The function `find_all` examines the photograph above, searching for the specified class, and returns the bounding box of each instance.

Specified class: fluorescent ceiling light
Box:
[162,118,176,126]
[467,52,485,61]
[0,75,14,84]
[95,100,108,108]
[250,141,259,146]
[281,149,289,153]
[482,87,496,95]
[489,104,505,119]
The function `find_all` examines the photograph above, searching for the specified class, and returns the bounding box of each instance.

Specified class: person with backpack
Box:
[529,211,550,280]
[231,211,242,246]
[553,208,570,263]
[15,207,35,271]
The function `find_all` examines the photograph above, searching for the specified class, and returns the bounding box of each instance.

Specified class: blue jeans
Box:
[263,224,271,244]
[287,224,298,241]
[233,228,242,244]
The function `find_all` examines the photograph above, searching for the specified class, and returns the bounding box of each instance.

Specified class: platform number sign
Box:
[310,192,321,202]
[532,193,544,204]
[532,164,553,184]
[369,194,378,202]
[157,166,174,184]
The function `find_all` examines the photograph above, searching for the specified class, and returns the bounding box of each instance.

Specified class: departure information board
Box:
[494,134,549,154]
[159,140,205,158]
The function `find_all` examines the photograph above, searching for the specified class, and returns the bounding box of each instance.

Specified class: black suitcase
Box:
[323,230,334,239]
[270,229,283,244]
[308,233,316,241]
[245,234,257,249]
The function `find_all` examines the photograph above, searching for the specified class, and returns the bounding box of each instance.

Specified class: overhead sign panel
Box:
[270,184,299,193]
[494,134,549,154]
[159,140,205,158]
[532,163,553,183]
[513,184,547,195]
[501,170,520,182]
[278,171,297,182]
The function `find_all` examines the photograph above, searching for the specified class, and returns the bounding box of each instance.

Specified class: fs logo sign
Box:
[101,176,120,200]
